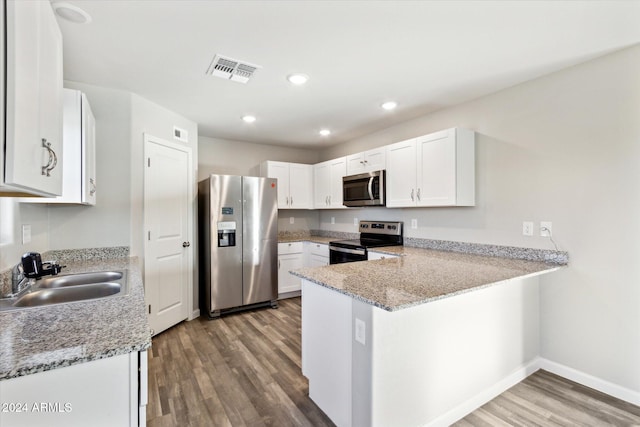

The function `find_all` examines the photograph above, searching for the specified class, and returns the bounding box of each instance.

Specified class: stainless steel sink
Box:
[0,270,129,311]
[13,283,123,307]
[38,271,123,288]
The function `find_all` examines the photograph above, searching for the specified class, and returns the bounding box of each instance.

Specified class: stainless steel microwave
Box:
[342,170,385,207]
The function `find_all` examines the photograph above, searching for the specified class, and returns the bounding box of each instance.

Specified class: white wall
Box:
[198,135,319,179]
[0,201,48,271]
[321,46,640,395]
[198,136,321,231]
[130,94,199,259]
[48,83,132,250]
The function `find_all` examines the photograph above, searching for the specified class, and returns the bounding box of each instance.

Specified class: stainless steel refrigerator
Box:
[198,175,278,318]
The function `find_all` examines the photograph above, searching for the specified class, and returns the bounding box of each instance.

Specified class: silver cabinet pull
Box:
[278,259,281,269]
[41,139,58,177]
[89,178,97,196]
[410,189,415,201]
[182,241,191,248]
[328,195,331,205]
[285,196,289,206]
[290,196,293,205]
[416,188,421,201]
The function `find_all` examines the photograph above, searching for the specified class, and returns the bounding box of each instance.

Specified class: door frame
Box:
[143,133,195,329]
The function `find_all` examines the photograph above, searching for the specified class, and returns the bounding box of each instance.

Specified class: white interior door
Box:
[144,134,192,336]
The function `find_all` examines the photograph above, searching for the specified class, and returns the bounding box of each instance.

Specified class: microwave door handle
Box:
[368,176,374,200]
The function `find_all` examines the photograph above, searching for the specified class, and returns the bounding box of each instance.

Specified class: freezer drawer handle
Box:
[182,241,191,248]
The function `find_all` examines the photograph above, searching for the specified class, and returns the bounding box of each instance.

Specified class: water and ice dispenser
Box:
[217,221,236,247]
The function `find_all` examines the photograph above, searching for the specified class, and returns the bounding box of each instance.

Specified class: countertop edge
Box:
[0,254,151,381]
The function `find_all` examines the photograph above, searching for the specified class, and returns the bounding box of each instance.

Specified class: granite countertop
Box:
[0,255,151,380]
[279,236,335,245]
[291,246,562,312]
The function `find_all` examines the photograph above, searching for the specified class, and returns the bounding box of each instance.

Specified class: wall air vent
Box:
[206,54,261,84]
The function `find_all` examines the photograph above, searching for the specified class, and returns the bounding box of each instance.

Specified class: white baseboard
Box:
[425,358,542,427]
[426,357,640,427]
[189,309,200,320]
[539,358,640,406]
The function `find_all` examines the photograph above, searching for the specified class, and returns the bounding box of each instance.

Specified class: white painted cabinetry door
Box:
[385,138,417,207]
[4,0,63,196]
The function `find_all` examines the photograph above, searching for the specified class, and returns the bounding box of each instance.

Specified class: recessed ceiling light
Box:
[287,73,309,85]
[319,129,331,137]
[52,2,92,24]
[381,101,398,111]
[241,115,256,123]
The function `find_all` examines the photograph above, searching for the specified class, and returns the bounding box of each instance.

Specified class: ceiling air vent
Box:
[206,54,261,84]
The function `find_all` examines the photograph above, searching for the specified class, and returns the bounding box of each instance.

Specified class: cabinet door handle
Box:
[416,188,421,201]
[285,196,289,206]
[328,195,331,205]
[410,189,415,201]
[89,178,97,196]
[290,196,294,205]
[41,139,58,177]
[278,259,281,269]
[182,241,191,248]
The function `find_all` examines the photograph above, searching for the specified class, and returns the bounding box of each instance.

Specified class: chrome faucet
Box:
[7,263,33,298]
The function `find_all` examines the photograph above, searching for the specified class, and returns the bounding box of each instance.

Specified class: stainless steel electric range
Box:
[329,221,403,264]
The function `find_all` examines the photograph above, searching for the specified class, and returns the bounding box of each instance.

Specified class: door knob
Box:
[182,242,191,248]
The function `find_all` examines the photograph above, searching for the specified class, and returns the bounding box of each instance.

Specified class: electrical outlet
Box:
[522,221,533,236]
[331,217,335,225]
[355,318,366,345]
[22,224,31,244]
[289,217,294,225]
[354,217,358,227]
[540,221,552,237]
[411,219,418,229]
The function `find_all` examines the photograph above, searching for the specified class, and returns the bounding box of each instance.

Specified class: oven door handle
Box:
[368,176,374,200]
[329,245,366,256]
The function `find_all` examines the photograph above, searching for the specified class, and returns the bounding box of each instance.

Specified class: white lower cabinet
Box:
[307,242,329,266]
[0,351,147,427]
[278,242,304,294]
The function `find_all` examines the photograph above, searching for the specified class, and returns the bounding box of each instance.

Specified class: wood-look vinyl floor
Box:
[455,370,640,427]
[147,297,640,427]
[146,298,334,427]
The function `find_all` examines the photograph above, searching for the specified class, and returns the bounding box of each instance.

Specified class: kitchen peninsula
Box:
[292,244,566,427]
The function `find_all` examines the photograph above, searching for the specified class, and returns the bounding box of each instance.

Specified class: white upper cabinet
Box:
[386,128,475,207]
[346,147,386,175]
[260,161,313,209]
[313,157,346,209]
[1,0,64,197]
[25,89,97,205]
[385,138,418,207]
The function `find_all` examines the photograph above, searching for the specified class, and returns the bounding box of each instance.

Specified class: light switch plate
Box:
[355,318,366,345]
[354,217,358,227]
[411,219,418,229]
[22,224,31,244]
[331,217,335,224]
[522,221,533,236]
[289,217,294,225]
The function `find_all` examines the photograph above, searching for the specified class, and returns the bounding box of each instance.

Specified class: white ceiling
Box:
[55,0,640,148]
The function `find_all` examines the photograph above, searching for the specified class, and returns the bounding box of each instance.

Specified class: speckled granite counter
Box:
[0,254,151,380]
[291,247,562,311]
